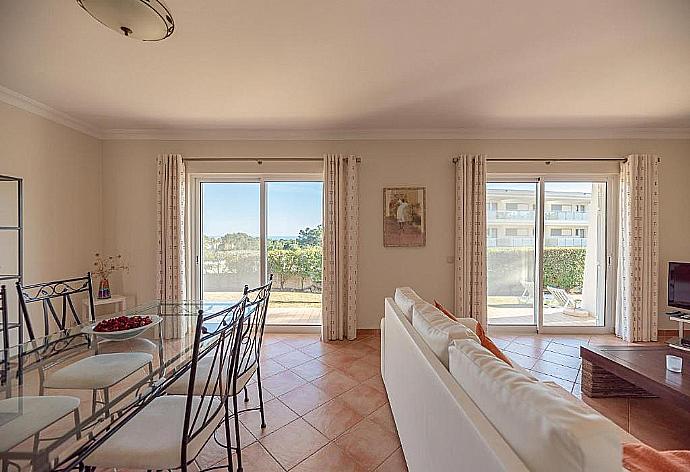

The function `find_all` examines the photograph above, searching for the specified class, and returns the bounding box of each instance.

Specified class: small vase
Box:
[97,278,111,299]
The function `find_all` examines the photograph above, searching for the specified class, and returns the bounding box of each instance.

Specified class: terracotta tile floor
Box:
[219,331,690,470]
[201,331,407,472]
[492,333,655,399]
[83,331,687,470]
[494,332,690,451]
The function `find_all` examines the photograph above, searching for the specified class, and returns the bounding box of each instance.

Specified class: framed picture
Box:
[383,187,426,247]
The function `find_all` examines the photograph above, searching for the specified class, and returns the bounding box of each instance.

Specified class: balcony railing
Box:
[545,237,587,247]
[487,210,588,221]
[488,237,587,248]
[545,211,588,221]
[487,210,534,221]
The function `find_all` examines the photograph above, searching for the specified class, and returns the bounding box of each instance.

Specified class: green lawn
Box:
[204,290,322,308]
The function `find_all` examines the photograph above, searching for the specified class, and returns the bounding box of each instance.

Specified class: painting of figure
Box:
[383,187,426,247]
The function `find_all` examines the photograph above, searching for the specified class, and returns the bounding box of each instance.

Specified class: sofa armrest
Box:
[380,317,385,377]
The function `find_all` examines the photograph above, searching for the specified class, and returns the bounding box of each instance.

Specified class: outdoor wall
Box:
[101,138,690,330]
[0,101,102,339]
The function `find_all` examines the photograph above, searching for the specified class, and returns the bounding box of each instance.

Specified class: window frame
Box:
[487,172,619,335]
[186,172,324,308]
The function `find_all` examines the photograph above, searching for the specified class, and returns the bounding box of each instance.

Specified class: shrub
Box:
[542,247,586,291]
[486,247,586,294]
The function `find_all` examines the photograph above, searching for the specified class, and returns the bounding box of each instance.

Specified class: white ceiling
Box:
[1,0,689,138]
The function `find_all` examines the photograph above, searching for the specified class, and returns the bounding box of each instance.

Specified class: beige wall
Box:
[101,138,690,330]
[1,98,687,333]
[0,101,102,336]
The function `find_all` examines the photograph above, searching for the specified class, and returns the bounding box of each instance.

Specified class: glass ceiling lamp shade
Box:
[76,0,174,41]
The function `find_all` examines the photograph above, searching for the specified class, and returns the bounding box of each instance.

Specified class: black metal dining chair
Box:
[84,298,246,472]
[16,274,95,341]
[231,275,273,471]
[164,276,272,471]
[1,284,9,384]
[16,274,153,416]
[0,284,82,472]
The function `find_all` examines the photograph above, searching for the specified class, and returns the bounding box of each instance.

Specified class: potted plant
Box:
[93,253,129,299]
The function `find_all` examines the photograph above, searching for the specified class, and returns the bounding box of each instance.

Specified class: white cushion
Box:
[44,353,153,390]
[166,354,257,396]
[97,337,158,355]
[455,317,478,334]
[394,287,426,321]
[449,340,622,472]
[86,395,222,470]
[412,303,480,368]
[0,396,80,451]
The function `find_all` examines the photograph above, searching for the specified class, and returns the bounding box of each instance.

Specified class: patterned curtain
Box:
[454,155,487,326]
[322,154,359,341]
[156,154,186,339]
[616,154,660,342]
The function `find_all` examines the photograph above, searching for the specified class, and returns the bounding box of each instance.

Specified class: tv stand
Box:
[668,312,690,352]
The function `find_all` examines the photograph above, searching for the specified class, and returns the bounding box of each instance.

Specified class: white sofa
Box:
[381,287,635,472]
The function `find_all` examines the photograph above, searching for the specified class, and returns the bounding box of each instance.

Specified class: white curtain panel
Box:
[156,154,187,339]
[322,154,359,341]
[616,154,660,342]
[454,155,488,326]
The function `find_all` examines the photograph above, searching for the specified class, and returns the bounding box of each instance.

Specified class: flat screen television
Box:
[669,262,690,310]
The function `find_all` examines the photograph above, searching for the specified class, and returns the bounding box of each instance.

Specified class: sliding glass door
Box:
[542,182,608,327]
[486,181,538,325]
[487,176,614,332]
[194,175,323,326]
[266,181,323,325]
[201,182,261,299]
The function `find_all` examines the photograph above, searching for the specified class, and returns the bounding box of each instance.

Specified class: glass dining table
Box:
[0,299,240,472]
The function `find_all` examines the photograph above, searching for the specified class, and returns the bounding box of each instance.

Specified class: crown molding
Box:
[102,127,690,141]
[2,84,688,141]
[0,85,103,139]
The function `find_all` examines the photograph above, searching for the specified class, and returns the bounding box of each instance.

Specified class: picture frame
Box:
[383,187,426,247]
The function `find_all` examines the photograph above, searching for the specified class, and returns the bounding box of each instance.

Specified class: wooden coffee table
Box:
[580,344,690,410]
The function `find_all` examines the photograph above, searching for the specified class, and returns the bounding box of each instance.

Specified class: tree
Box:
[297,225,323,248]
[304,247,323,290]
[267,249,297,289]
[293,248,316,290]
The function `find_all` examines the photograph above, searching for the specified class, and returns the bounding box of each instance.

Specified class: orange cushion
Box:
[623,443,690,472]
[475,322,513,367]
[433,300,512,367]
[433,300,458,321]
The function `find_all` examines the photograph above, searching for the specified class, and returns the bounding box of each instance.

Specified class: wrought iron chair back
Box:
[237,274,273,381]
[16,273,95,341]
[1,284,8,384]
[180,298,245,468]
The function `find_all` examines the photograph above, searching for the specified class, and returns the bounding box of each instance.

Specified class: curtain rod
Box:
[182,157,361,163]
[451,157,629,164]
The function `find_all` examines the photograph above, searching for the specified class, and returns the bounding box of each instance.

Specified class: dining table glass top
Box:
[0,299,241,472]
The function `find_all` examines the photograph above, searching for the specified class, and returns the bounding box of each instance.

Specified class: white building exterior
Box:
[486,189,591,248]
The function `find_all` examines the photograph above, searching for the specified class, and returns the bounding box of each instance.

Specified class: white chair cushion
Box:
[166,354,257,396]
[44,353,153,389]
[449,340,622,472]
[394,287,427,321]
[412,303,480,368]
[86,395,222,470]
[0,396,80,451]
[97,337,158,355]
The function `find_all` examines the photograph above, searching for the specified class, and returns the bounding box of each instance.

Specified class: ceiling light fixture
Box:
[76,0,175,41]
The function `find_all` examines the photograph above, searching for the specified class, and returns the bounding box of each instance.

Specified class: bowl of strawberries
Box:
[82,314,162,340]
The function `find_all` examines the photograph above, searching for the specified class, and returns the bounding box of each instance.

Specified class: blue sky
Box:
[202,182,323,238]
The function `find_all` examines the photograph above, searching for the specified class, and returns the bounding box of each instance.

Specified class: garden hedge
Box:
[487,247,586,293]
